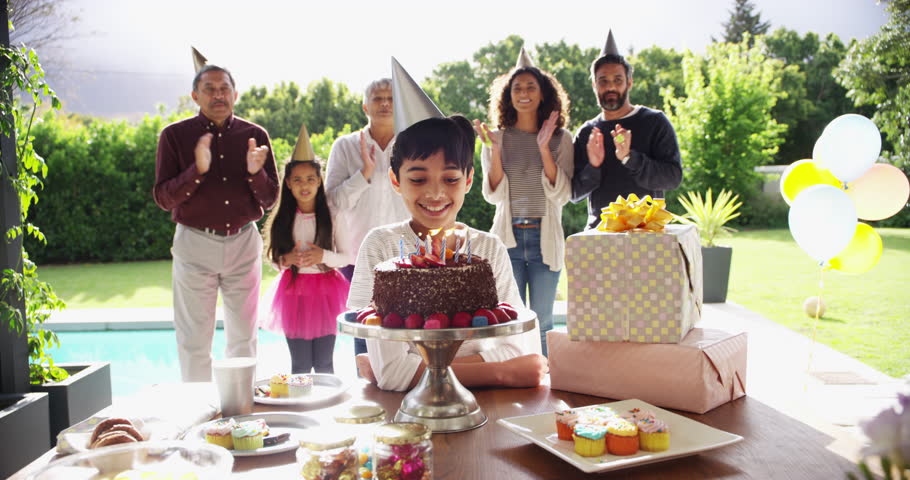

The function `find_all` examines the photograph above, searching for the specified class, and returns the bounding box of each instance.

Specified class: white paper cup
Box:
[212,357,257,417]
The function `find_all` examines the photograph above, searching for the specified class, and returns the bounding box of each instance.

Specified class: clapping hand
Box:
[360,131,376,180]
[472,119,500,151]
[246,138,270,175]
[536,111,558,151]
[194,133,213,174]
[586,127,606,167]
[611,123,632,161]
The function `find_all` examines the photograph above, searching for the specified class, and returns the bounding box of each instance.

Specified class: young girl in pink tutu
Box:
[262,158,352,374]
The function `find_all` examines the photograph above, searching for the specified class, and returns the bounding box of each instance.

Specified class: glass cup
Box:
[212,357,257,417]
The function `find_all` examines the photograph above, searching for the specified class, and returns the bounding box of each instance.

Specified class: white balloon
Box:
[814,114,881,183]
[788,184,857,262]
[812,131,827,165]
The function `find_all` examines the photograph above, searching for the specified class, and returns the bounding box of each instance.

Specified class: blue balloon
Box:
[788,184,857,262]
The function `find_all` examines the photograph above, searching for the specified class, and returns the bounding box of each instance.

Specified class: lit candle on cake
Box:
[454,237,461,261]
[441,236,447,261]
[399,236,404,261]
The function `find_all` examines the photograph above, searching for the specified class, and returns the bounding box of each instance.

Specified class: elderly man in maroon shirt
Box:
[153,63,279,381]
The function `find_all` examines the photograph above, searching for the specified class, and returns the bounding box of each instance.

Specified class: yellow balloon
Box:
[780,159,842,205]
[828,223,882,274]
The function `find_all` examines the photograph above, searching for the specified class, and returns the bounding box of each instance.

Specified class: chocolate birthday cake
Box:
[372,254,498,319]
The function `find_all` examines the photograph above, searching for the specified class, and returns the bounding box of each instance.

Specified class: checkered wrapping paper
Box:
[565,225,702,343]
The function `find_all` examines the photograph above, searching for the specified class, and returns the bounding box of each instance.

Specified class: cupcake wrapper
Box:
[205,433,234,449]
[639,431,670,452]
[572,434,606,457]
[232,433,264,450]
[270,382,289,398]
[556,422,575,441]
[607,433,639,456]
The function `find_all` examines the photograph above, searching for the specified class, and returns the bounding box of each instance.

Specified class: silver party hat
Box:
[515,47,536,68]
[600,30,620,57]
[191,46,208,73]
[391,57,444,135]
[291,123,316,161]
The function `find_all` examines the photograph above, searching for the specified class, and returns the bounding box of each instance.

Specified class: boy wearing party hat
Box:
[346,58,546,392]
[571,29,683,230]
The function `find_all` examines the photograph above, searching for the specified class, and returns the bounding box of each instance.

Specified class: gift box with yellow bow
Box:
[565,195,703,343]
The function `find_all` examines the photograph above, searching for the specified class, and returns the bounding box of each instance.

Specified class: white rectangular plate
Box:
[497,399,743,474]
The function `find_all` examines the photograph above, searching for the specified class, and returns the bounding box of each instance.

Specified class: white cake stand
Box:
[337,309,537,433]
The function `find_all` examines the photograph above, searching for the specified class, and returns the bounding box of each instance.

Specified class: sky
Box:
[42,0,889,118]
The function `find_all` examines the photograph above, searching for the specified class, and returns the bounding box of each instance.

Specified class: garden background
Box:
[7,1,910,377]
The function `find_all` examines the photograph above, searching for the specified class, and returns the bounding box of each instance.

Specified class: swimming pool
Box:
[49,329,357,398]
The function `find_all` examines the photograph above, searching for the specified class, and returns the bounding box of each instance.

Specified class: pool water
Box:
[49,329,356,398]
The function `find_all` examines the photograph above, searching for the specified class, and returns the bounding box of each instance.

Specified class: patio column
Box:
[0,0,31,395]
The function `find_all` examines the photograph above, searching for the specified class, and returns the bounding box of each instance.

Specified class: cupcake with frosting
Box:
[606,418,639,456]
[572,424,607,457]
[288,374,313,398]
[637,416,670,451]
[555,409,579,441]
[232,420,267,450]
[270,374,289,398]
[204,418,236,449]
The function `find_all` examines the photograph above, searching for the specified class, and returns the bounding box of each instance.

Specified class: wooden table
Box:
[12,379,862,479]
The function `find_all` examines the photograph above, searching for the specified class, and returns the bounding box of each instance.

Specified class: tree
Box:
[716,0,771,45]
[664,35,787,206]
[765,28,857,164]
[8,0,78,48]
[627,46,685,115]
[535,39,602,129]
[473,34,525,88]
[423,60,486,123]
[835,0,910,170]
[233,78,362,149]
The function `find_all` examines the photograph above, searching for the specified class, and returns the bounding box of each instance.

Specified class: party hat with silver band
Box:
[601,29,620,57]
[191,46,208,73]
[515,47,536,69]
[391,57,444,135]
[291,123,316,161]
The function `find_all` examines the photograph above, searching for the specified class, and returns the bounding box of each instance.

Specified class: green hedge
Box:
[26,112,176,263]
[28,110,896,265]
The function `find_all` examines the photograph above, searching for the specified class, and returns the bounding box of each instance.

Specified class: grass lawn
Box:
[38,228,909,377]
[38,261,280,308]
[724,228,910,378]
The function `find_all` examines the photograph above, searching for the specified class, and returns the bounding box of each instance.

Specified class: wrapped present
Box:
[565,223,702,343]
[596,194,674,233]
[548,328,747,414]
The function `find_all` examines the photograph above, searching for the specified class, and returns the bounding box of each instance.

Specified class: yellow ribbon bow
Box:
[596,194,673,232]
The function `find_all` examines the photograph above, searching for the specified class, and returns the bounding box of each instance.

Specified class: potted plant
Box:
[0,392,51,478]
[0,39,111,448]
[18,255,112,446]
[674,189,742,303]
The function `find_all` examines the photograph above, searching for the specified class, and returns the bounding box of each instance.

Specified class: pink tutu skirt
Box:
[260,269,349,340]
